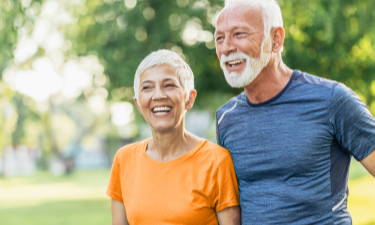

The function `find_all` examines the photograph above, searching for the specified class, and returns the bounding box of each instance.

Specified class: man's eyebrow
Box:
[214,30,223,36]
[215,25,256,36]
[232,25,255,32]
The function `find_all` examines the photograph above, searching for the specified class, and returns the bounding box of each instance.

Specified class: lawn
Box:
[0,163,374,225]
[0,169,112,225]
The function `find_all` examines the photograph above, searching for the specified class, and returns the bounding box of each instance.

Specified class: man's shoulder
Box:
[292,70,339,90]
[292,70,359,102]
[216,92,245,116]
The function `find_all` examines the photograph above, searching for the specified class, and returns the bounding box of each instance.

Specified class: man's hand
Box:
[217,205,241,225]
[111,199,129,225]
[360,150,375,177]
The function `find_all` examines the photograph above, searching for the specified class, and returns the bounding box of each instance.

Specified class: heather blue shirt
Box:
[216,70,375,224]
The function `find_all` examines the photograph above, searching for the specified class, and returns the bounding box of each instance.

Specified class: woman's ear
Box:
[185,89,197,110]
[134,98,143,115]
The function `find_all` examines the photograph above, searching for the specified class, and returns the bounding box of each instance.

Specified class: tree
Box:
[66,0,375,114]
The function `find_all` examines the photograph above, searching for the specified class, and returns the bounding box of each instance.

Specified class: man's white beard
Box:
[220,36,272,88]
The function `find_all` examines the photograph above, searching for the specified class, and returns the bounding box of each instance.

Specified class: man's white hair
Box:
[134,49,194,101]
[224,0,283,51]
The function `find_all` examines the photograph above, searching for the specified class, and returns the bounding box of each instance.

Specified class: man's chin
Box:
[224,71,251,88]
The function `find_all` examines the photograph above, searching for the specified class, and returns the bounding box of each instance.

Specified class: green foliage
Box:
[64,0,375,113]
[67,0,238,104]
[282,0,375,109]
[0,0,41,76]
[1,0,375,149]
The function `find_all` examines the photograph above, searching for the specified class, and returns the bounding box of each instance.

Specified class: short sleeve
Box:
[214,153,240,212]
[215,114,222,146]
[106,151,124,203]
[329,83,375,161]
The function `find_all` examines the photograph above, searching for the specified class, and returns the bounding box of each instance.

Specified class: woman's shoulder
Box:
[198,139,233,162]
[115,139,148,158]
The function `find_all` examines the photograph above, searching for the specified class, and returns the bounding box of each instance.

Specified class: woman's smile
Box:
[135,65,187,133]
[151,105,172,116]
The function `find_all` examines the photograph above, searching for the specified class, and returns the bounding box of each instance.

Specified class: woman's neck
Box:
[147,126,200,162]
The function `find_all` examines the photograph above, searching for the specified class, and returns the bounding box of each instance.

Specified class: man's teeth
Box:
[153,106,171,113]
[228,59,245,66]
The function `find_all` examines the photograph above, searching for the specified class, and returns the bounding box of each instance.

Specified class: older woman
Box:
[107,49,240,225]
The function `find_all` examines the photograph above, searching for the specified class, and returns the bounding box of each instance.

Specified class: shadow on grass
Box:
[0,199,111,225]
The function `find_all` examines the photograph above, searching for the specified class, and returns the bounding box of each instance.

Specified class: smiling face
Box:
[215,4,272,87]
[135,65,196,134]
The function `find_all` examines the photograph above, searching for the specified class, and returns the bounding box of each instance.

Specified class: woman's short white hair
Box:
[224,0,283,40]
[134,49,194,101]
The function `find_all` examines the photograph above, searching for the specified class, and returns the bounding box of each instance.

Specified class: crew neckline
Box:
[246,70,298,107]
[142,138,206,166]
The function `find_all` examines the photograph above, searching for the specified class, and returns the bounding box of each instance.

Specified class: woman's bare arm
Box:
[111,199,129,225]
[217,206,241,225]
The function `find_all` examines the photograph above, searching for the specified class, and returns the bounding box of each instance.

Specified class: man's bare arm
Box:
[217,206,241,225]
[111,199,129,225]
[360,150,375,177]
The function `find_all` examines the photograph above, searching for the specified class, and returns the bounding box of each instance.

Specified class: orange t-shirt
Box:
[106,139,239,225]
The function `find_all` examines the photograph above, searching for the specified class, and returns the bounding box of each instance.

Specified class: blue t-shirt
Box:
[216,70,375,224]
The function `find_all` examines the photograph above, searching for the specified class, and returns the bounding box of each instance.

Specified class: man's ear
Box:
[134,98,143,115]
[185,89,197,110]
[271,27,285,53]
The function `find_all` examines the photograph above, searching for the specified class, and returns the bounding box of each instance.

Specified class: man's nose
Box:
[221,36,236,56]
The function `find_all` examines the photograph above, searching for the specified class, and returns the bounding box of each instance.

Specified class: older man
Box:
[214,0,375,224]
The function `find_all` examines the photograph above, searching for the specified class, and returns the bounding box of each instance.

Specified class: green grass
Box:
[0,169,112,225]
[0,199,111,225]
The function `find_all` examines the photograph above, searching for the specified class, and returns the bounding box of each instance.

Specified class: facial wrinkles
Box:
[220,34,272,88]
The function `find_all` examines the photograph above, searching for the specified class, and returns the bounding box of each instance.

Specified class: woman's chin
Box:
[151,122,183,134]
[151,125,175,134]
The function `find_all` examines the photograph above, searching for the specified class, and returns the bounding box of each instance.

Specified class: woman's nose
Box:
[152,87,167,100]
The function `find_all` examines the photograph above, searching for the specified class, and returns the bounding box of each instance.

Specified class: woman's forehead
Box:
[140,65,179,82]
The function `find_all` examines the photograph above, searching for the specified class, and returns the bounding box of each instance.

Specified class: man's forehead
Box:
[215,5,262,32]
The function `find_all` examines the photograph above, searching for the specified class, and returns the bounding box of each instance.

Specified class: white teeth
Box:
[227,59,245,66]
[154,112,168,115]
[153,106,171,112]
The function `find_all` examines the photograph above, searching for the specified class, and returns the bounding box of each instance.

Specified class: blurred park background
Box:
[0,0,374,224]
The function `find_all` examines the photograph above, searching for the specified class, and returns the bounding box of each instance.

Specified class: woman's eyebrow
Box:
[141,80,153,84]
[141,77,178,84]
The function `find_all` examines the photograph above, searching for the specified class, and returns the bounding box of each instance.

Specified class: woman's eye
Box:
[142,86,151,90]
[165,84,175,88]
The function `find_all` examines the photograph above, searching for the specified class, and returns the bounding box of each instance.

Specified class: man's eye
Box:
[142,86,151,90]
[216,36,224,41]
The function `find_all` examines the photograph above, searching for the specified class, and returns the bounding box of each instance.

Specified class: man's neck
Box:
[244,59,293,104]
